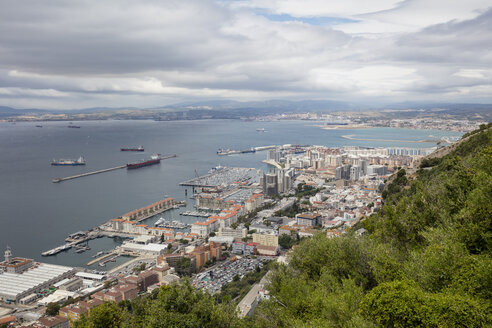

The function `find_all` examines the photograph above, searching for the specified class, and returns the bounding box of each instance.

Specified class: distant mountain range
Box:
[1,100,491,120]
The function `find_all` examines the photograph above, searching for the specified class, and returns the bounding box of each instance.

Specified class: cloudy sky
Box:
[0,0,491,109]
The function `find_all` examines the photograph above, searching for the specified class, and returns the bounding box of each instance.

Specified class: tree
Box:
[278,234,297,250]
[45,302,60,316]
[176,257,192,276]
[360,280,488,328]
[74,302,123,328]
[103,280,112,289]
[209,232,216,237]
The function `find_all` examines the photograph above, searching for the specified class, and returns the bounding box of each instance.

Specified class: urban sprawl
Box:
[0,141,451,326]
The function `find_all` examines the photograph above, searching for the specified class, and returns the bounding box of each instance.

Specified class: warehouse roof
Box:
[0,263,74,299]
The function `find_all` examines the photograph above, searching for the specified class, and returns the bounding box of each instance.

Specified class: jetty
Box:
[52,154,177,183]
[41,236,93,256]
[87,252,116,266]
[52,165,126,183]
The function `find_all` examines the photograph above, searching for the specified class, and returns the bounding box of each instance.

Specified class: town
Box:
[0,143,435,327]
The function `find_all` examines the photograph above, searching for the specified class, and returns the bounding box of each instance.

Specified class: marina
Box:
[180,167,259,187]
[180,211,215,218]
[155,217,190,229]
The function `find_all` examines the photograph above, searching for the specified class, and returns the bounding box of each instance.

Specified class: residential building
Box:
[252,233,279,248]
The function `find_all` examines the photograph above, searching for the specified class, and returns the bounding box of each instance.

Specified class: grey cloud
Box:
[0,1,491,108]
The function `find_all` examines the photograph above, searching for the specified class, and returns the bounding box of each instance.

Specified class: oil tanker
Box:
[127,154,161,169]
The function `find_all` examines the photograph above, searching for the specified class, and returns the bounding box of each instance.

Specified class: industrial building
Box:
[120,242,168,255]
[0,247,75,303]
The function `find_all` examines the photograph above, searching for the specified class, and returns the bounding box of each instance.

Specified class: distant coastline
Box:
[341,134,444,143]
[316,124,372,130]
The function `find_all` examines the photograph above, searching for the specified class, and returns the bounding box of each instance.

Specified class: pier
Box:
[41,236,94,256]
[87,251,116,266]
[52,154,177,183]
[262,159,282,170]
[52,165,126,183]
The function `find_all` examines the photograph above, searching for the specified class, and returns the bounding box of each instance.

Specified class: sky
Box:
[0,0,491,109]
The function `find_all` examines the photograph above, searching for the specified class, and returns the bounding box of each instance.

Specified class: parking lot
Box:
[192,257,269,294]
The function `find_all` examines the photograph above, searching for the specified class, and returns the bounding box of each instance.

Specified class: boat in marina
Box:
[155,219,189,229]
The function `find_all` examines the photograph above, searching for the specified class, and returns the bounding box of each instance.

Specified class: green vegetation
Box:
[238,202,276,223]
[294,183,321,199]
[133,263,146,274]
[74,282,241,328]
[278,233,299,249]
[45,302,61,316]
[274,202,301,217]
[176,257,193,276]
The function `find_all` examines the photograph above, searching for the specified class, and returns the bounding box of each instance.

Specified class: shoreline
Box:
[341,134,443,143]
[314,124,372,130]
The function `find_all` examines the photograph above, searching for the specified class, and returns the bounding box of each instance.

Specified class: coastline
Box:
[341,134,444,143]
[314,124,372,130]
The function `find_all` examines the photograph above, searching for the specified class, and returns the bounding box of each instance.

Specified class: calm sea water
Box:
[0,120,461,268]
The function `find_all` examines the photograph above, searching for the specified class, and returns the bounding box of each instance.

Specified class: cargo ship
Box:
[51,156,86,166]
[121,146,144,151]
[127,154,161,169]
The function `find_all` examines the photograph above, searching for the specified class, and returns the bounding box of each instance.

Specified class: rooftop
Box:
[0,262,74,298]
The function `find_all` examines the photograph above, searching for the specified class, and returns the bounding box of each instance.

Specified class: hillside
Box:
[72,125,491,328]
[251,124,491,327]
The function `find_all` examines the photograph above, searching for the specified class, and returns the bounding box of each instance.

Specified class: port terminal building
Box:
[0,247,75,303]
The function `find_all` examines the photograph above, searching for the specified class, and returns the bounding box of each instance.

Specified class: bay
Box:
[0,119,461,268]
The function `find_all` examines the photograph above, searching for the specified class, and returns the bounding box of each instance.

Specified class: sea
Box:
[0,119,461,269]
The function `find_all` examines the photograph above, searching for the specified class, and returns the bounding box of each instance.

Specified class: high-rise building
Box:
[350,165,360,181]
[263,173,278,196]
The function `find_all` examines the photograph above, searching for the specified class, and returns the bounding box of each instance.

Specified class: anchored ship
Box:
[51,156,86,166]
[127,154,161,169]
[121,146,144,151]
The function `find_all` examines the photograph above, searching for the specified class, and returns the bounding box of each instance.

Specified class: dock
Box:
[52,154,177,183]
[87,252,115,266]
[41,236,93,256]
[52,165,126,183]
